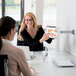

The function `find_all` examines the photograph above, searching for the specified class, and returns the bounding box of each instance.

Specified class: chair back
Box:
[17,25,25,46]
[0,55,9,76]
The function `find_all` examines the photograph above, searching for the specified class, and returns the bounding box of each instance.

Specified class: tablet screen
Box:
[45,25,58,38]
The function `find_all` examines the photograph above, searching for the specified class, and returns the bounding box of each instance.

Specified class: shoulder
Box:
[2,43,26,64]
[37,25,43,30]
[2,43,25,58]
[21,29,27,35]
[21,29,26,33]
[38,25,42,28]
[5,43,24,55]
[37,25,44,32]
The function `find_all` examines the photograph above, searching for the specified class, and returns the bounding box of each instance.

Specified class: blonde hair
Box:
[17,12,38,40]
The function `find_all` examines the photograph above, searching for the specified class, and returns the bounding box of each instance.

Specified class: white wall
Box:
[56,0,76,57]
[35,0,43,25]
[24,0,31,13]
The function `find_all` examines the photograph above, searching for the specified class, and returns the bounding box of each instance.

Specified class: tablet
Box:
[45,25,58,38]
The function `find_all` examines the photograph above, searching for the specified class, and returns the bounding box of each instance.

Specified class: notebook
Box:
[16,46,31,60]
[53,58,75,67]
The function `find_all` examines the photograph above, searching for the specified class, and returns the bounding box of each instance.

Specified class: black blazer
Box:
[17,25,53,51]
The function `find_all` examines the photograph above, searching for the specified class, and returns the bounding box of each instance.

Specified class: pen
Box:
[43,52,48,61]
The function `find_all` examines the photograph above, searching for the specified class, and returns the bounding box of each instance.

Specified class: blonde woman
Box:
[17,12,53,51]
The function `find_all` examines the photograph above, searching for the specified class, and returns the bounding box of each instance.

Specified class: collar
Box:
[2,39,12,45]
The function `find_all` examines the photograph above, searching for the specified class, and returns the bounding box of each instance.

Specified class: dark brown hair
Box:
[0,16,16,50]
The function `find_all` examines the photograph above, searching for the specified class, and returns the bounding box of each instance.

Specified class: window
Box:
[43,0,56,27]
[5,0,21,22]
[0,0,24,31]
[31,0,35,14]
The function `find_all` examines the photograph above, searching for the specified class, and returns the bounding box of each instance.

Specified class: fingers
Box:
[30,67,35,72]
[30,67,35,76]
[43,33,49,40]
[39,33,49,43]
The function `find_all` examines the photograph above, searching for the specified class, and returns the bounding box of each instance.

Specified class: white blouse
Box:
[2,39,12,45]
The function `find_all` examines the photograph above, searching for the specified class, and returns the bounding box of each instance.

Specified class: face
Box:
[10,27,16,41]
[25,15,34,29]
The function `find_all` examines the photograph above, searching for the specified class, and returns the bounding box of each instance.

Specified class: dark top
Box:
[17,26,53,51]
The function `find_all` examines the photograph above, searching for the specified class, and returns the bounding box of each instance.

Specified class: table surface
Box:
[28,50,76,76]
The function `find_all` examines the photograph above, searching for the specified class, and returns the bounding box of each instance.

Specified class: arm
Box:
[39,26,53,44]
[21,26,53,50]
[45,38,53,44]
[17,48,35,76]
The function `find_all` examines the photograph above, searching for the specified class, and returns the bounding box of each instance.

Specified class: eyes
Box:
[25,19,33,22]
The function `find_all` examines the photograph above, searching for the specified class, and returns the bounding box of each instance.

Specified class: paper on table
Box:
[53,58,75,67]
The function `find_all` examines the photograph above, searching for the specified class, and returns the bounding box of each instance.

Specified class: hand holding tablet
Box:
[45,25,58,38]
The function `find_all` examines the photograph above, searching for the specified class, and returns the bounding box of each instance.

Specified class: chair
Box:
[42,47,48,61]
[0,55,9,76]
[17,25,25,46]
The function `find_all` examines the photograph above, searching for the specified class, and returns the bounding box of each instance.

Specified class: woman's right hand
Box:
[39,33,49,43]
[30,67,35,76]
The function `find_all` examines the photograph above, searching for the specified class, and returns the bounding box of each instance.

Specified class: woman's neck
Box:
[27,27,34,31]
[2,35,10,41]
[27,27,37,38]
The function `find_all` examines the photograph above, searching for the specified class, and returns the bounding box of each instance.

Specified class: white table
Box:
[28,50,76,76]
[28,51,49,76]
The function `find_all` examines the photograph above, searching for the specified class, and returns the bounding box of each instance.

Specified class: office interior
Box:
[0,0,76,76]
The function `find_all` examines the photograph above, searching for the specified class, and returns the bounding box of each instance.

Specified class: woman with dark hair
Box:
[0,16,35,76]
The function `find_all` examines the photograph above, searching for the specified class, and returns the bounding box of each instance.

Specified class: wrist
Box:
[39,39,43,43]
